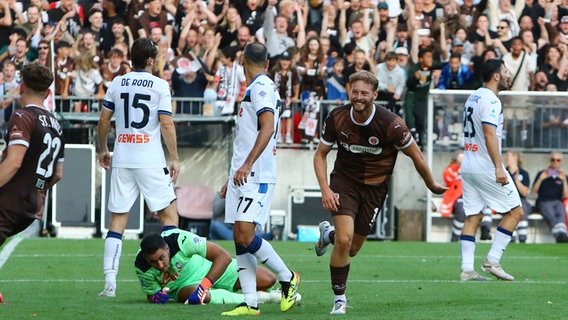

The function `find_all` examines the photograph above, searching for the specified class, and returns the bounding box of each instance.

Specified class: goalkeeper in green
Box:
[134,230,282,304]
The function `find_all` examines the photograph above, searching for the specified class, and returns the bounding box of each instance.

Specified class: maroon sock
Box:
[330,264,350,295]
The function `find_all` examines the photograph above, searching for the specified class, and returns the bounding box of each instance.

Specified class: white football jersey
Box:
[102,70,172,168]
[461,87,504,174]
[230,74,280,183]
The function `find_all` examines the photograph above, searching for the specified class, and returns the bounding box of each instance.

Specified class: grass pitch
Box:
[0,238,567,319]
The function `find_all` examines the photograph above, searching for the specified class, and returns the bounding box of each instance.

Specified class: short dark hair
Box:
[140,233,166,256]
[131,37,158,70]
[349,70,379,92]
[418,48,432,59]
[449,52,461,61]
[21,62,53,94]
[385,51,398,61]
[243,41,268,65]
[481,59,503,83]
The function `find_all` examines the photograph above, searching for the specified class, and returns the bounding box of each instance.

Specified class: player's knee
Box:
[333,234,352,252]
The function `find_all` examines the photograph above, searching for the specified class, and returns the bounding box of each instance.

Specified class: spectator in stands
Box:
[136,0,174,47]
[263,0,305,66]
[325,57,347,106]
[101,48,129,91]
[320,3,342,58]
[270,50,299,144]
[234,25,252,49]
[217,6,242,49]
[441,151,464,242]
[211,45,246,116]
[171,56,208,114]
[234,0,264,35]
[539,44,565,87]
[487,0,524,36]
[71,53,104,112]
[404,48,440,147]
[47,0,83,38]
[85,8,104,48]
[19,4,41,36]
[470,47,498,89]
[343,48,372,94]
[338,0,381,57]
[0,0,15,50]
[0,60,18,122]
[533,103,568,148]
[54,40,73,112]
[375,51,405,114]
[71,30,104,64]
[35,39,50,68]
[467,14,498,44]
[531,152,568,243]
[395,46,410,77]
[534,70,550,91]
[504,150,532,243]
[503,37,535,91]
[437,53,473,90]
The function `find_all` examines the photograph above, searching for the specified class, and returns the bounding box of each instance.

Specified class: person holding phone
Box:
[531,152,568,243]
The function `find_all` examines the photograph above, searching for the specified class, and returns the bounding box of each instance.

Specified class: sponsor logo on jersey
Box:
[368,136,379,145]
[258,90,266,98]
[464,143,478,152]
[339,142,382,155]
[117,133,150,144]
[239,107,243,117]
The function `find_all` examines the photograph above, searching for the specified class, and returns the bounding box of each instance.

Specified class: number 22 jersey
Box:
[103,70,172,168]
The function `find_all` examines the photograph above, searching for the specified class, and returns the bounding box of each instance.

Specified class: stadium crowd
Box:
[0,0,568,143]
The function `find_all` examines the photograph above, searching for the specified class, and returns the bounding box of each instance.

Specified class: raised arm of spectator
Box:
[439,22,448,62]
[384,17,396,53]
[177,10,195,55]
[369,6,381,39]
[199,1,219,26]
[9,0,25,25]
[295,1,306,49]
[337,0,348,44]
[263,0,277,45]
[125,26,134,51]
[410,28,419,64]
[556,43,568,81]
[164,0,177,16]
[402,0,413,22]
[492,38,509,56]
[486,0,499,32]
[320,5,330,37]
[212,0,228,25]
[0,0,12,26]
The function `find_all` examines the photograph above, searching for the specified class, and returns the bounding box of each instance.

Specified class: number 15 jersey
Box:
[461,87,503,174]
[103,70,172,168]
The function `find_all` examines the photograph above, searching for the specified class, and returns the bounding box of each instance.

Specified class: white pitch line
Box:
[0,236,23,270]
[0,278,567,285]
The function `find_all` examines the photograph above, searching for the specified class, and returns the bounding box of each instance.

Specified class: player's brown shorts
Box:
[329,173,389,236]
[0,206,35,244]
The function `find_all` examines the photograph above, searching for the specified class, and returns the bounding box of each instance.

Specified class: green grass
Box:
[1,238,567,319]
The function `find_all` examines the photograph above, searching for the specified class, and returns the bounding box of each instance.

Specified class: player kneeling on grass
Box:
[135,230,291,304]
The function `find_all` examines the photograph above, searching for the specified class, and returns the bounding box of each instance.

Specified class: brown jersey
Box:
[321,104,412,186]
[0,106,65,219]
[100,62,129,90]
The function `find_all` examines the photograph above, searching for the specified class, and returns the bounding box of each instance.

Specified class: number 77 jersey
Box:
[103,70,172,168]
[461,87,503,174]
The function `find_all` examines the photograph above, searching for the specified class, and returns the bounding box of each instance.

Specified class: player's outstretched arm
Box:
[0,144,26,188]
[402,140,448,195]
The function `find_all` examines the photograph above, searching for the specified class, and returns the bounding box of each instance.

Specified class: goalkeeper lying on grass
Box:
[134,230,294,304]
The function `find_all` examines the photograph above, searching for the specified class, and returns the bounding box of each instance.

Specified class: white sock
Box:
[460,236,476,272]
[236,252,258,308]
[253,239,292,282]
[334,294,346,303]
[103,235,122,286]
[487,227,512,264]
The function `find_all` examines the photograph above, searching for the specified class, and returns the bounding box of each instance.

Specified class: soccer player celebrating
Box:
[314,70,447,314]
[0,62,65,246]
[135,230,287,305]
[220,42,300,316]
[97,38,180,297]
[458,59,523,281]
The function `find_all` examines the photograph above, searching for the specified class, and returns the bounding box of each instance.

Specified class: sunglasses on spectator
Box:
[497,26,508,29]
[550,158,562,162]
[39,46,49,50]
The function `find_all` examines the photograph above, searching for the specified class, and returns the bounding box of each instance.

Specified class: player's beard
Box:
[352,98,373,113]
[497,76,510,91]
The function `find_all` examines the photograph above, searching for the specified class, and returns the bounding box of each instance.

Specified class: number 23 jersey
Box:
[461,87,503,174]
[103,70,172,168]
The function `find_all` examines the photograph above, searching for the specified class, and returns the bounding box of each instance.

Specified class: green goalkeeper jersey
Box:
[134,229,237,300]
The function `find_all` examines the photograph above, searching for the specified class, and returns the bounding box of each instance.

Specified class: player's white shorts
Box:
[224,181,274,229]
[461,172,521,216]
[108,167,176,213]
